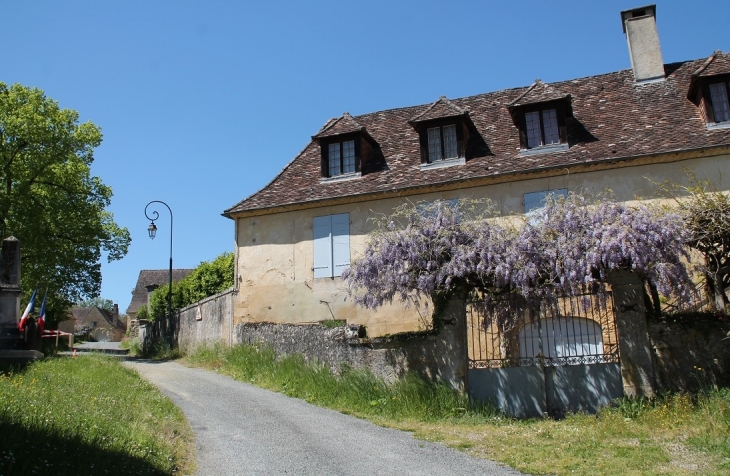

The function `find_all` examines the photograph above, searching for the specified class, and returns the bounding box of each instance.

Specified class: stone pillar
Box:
[0,237,22,326]
[609,270,656,397]
[434,298,469,392]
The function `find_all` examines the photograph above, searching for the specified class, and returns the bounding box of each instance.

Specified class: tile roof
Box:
[409,96,468,123]
[312,112,366,139]
[693,51,730,77]
[507,79,571,108]
[225,53,730,217]
[125,269,194,316]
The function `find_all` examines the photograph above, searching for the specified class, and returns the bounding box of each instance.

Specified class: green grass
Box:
[187,342,730,475]
[0,355,194,475]
[187,342,497,422]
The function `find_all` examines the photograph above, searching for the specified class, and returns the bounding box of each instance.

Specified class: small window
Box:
[524,108,561,148]
[328,140,356,176]
[709,82,730,123]
[426,124,459,163]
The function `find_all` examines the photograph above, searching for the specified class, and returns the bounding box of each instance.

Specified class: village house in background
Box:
[125,269,193,336]
[224,5,730,337]
[59,304,126,342]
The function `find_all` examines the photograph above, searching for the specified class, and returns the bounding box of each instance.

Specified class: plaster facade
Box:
[234,153,729,338]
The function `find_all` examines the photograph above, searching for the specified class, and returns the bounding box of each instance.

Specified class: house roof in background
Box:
[125,269,194,316]
[224,52,730,217]
[69,306,125,331]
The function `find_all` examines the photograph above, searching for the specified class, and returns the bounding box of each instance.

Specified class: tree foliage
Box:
[0,83,130,324]
[76,297,115,312]
[148,252,234,321]
[344,194,692,325]
[656,174,730,311]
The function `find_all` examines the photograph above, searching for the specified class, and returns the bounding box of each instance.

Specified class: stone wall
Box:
[649,317,730,392]
[176,288,235,353]
[234,298,467,389]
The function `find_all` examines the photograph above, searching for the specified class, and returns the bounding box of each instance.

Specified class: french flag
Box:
[17,289,37,332]
[38,294,47,333]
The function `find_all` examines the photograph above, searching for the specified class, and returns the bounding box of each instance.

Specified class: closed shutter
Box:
[313,215,332,278]
[331,213,350,277]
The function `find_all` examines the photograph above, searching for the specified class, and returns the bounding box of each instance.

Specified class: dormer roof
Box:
[691,51,730,78]
[507,79,572,109]
[312,112,368,140]
[408,96,469,123]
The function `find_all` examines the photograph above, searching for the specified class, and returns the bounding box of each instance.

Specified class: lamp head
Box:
[148,222,157,240]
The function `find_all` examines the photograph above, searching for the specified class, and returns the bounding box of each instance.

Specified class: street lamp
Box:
[145,200,173,345]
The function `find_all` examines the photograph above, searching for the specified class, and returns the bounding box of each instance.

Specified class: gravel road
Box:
[125,360,525,476]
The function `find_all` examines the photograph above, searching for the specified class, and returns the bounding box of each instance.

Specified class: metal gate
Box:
[467,292,623,418]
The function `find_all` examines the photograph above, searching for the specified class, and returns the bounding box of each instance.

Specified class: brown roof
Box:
[312,112,366,139]
[507,79,571,108]
[409,96,468,123]
[693,51,730,77]
[125,269,194,316]
[69,306,125,332]
[225,53,730,217]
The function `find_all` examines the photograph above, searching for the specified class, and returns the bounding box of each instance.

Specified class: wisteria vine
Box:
[343,194,692,322]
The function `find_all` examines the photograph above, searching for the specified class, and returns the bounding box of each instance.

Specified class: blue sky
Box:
[3,1,729,312]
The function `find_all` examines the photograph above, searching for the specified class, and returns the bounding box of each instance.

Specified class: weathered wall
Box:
[176,288,234,353]
[650,318,730,392]
[234,155,730,338]
[234,299,467,389]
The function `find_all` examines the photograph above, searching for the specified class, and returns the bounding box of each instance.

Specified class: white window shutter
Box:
[313,216,332,278]
[331,213,350,277]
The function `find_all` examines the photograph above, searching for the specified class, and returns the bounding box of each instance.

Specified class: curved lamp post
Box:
[145,200,173,345]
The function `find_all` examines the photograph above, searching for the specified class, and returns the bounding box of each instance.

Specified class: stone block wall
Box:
[649,318,730,392]
[176,288,234,353]
[235,300,467,390]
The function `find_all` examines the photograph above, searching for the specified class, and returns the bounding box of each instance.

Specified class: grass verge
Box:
[0,355,194,475]
[187,342,730,475]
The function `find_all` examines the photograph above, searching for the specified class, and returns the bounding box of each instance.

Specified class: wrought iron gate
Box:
[467,292,623,418]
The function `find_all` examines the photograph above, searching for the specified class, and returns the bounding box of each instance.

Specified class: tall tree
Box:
[0,83,130,323]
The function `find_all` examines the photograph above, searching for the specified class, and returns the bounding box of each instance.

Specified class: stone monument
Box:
[0,236,43,360]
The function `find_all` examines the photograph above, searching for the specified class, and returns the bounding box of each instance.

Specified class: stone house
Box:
[65,305,126,342]
[125,269,194,320]
[224,5,730,338]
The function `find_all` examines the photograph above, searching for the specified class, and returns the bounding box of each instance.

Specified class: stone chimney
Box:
[621,5,665,83]
[145,284,159,311]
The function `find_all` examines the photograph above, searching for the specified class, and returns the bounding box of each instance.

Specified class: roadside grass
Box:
[187,342,730,475]
[0,355,194,475]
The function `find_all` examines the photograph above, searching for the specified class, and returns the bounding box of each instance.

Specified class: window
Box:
[426,124,459,162]
[313,213,350,278]
[524,189,568,213]
[524,109,561,148]
[709,81,730,123]
[328,140,356,176]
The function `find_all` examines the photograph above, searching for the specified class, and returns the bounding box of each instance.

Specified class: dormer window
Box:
[427,124,458,162]
[517,105,567,152]
[507,80,572,155]
[525,109,561,148]
[321,135,361,179]
[328,140,356,176]
[708,81,730,124]
[313,112,378,182]
[408,96,475,170]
